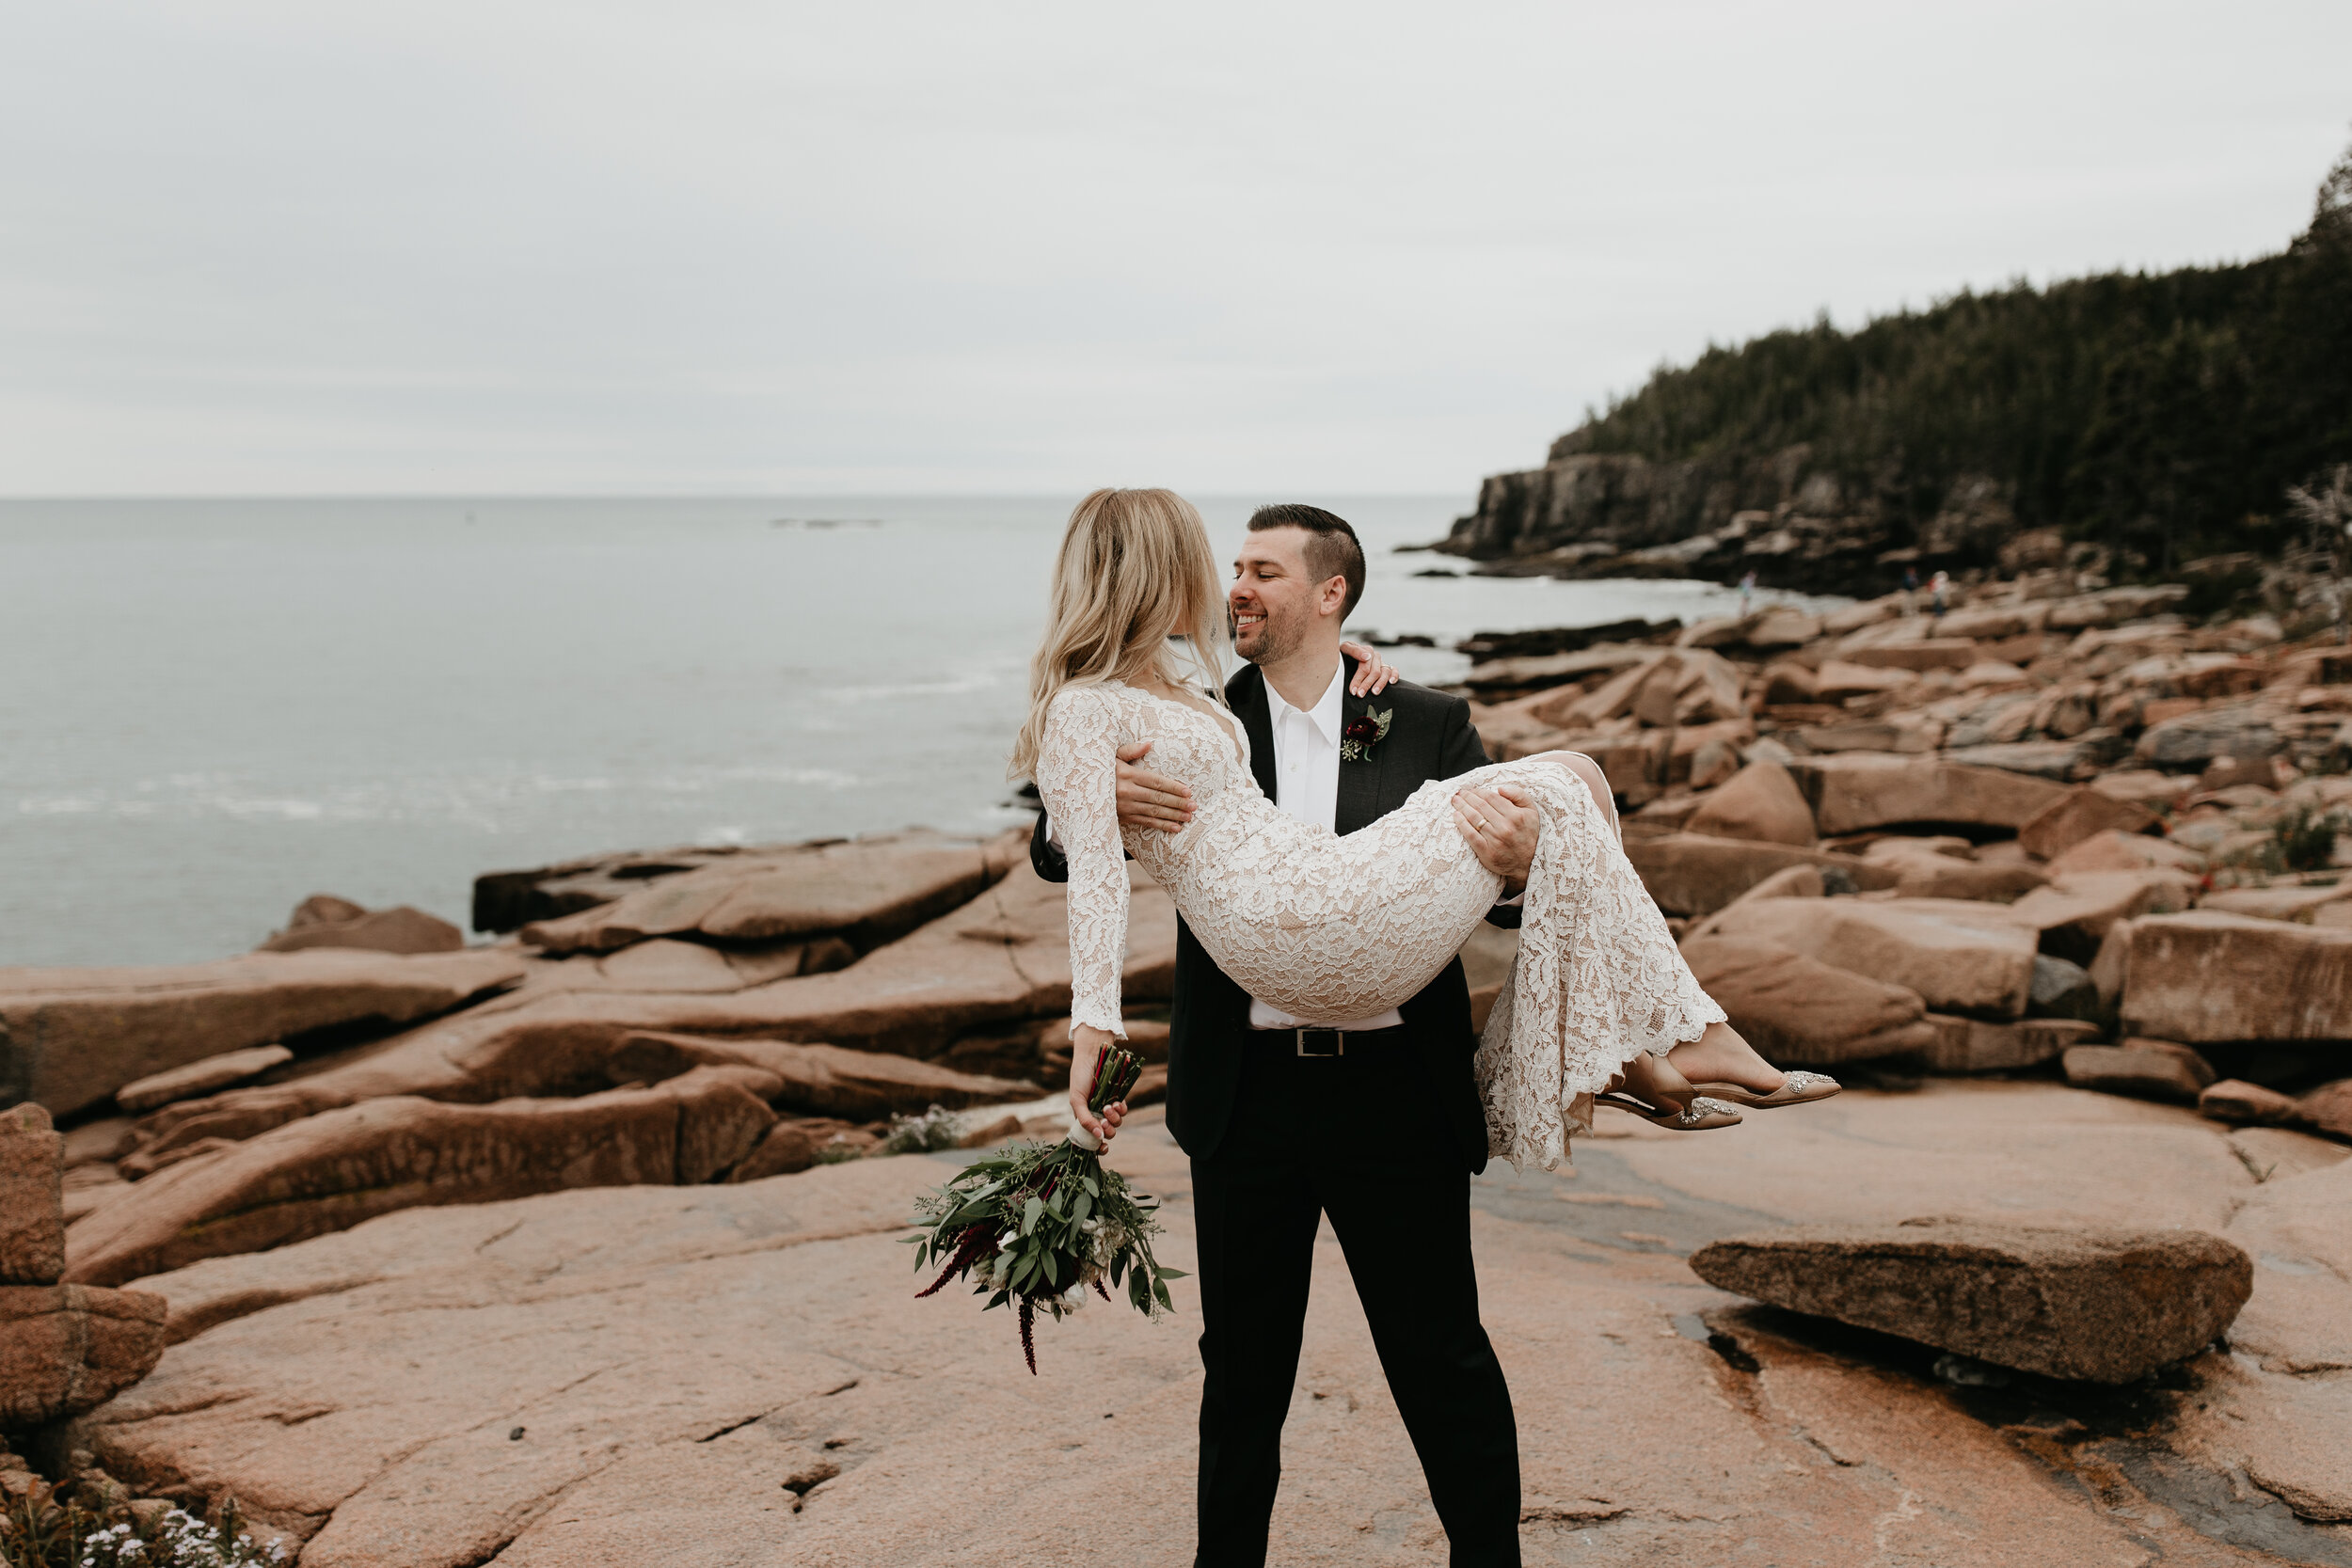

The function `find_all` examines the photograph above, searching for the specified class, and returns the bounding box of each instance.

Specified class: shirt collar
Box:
[1268,657,1345,747]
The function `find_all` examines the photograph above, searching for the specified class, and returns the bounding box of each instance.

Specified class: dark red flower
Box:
[1343,717,1381,741]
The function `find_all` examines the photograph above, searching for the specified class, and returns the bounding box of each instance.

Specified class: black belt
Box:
[1248,1025,1407,1058]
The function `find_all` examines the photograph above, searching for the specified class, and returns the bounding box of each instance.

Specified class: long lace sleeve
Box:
[1034,686,1129,1039]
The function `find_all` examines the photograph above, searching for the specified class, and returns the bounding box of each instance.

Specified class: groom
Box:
[1032,504,1538,1567]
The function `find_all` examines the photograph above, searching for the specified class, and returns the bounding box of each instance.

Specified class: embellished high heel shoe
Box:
[1688,1071,1840,1110]
[1598,1053,1743,1132]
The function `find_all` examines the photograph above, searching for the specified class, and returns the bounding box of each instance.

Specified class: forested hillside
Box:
[1441,139,2352,588]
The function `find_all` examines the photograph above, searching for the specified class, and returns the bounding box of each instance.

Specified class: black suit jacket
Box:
[1029,657,1505,1172]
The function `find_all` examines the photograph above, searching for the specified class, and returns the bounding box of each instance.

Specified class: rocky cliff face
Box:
[1433,440,2028,597]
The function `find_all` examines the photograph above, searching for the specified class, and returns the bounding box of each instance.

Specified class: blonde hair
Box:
[1010,488,1230,781]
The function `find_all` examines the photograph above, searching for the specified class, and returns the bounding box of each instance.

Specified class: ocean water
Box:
[2,496,1828,968]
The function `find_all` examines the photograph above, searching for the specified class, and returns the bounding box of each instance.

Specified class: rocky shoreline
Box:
[2,573,2349,1563]
[1450,570,2351,1132]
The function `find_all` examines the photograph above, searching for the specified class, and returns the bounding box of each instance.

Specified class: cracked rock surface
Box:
[68,1080,2352,1566]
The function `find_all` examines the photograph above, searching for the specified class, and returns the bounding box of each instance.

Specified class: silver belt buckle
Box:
[1295,1028,1343,1057]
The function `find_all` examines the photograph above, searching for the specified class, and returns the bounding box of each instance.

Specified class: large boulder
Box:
[2198,1079,2300,1125]
[1625,836,1899,917]
[2121,912,2352,1043]
[1678,936,1932,1064]
[2015,788,2164,863]
[1,1103,64,1285]
[1856,838,2047,902]
[259,898,465,956]
[0,1284,167,1425]
[2061,1041,2217,1104]
[1681,760,1816,846]
[520,829,1025,956]
[2135,705,2281,769]
[1783,754,2070,836]
[1706,897,2040,1018]
[1688,1218,2251,1383]
[1917,1016,2100,1073]
[0,948,527,1119]
[64,1067,783,1288]
[2299,1080,2352,1141]
[2002,871,2196,964]
[723,1117,867,1180]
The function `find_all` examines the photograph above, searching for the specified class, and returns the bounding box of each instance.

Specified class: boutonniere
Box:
[1340,707,1392,763]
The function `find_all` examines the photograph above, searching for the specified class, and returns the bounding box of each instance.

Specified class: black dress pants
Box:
[1189,1034,1521,1567]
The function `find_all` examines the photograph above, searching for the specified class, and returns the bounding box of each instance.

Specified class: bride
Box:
[1020,488,1830,1171]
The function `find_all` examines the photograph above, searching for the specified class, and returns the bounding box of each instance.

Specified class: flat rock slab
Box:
[1785,753,2069,835]
[65,1067,782,1289]
[1678,935,1931,1064]
[1705,895,2040,1017]
[612,1033,1033,1120]
[1689,1218,2252,1384]
[116,1044,295,1114]
[2221,1152,2352,1379]
[0,948,527,1118]
[126,862,1170,1163]
[519,830,1024,955]
[2122,911,2352,1043]
[66,1084,2344,1565]
[1623,834,1898,917]
[0,1282,166,1425]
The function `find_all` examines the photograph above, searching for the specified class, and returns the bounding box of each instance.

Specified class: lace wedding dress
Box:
[1037,680,1724,1171]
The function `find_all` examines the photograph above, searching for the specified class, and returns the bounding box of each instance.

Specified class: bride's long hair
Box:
[1010,487,1230,782]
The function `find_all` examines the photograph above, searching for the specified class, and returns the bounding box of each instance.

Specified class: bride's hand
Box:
[1341,641,1400,696]
[1069,1024,1128,1144]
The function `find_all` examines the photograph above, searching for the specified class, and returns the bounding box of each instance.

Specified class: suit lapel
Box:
[1230,665,1279,804]
[1335,657,1387,835]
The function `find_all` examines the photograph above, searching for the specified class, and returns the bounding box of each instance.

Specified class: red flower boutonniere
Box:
[1340,707,1392,764]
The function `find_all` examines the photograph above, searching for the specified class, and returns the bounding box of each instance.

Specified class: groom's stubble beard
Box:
[1231,596,1309,669]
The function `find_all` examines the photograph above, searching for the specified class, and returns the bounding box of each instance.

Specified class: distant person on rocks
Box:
[1739,568,1757,616]
[1025,491,1827,1568]
[1930,569,1950,618]
[1902,564,1920,616]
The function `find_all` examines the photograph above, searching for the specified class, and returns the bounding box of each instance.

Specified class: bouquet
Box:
[907,1041,1184,1372]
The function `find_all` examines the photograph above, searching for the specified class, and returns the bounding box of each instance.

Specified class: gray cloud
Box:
[3,0,2346,493]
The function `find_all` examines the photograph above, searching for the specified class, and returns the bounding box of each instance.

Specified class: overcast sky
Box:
[4,2,2347,497]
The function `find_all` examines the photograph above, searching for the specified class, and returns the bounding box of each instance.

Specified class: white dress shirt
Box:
[1246,658,1406,1033]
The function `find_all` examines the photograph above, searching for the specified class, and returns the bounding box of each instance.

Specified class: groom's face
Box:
[1230,526,1343,666]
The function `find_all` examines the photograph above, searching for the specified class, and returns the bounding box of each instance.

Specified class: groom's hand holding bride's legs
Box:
[1069,1024,1129,1144]
[1451,783,1538,897]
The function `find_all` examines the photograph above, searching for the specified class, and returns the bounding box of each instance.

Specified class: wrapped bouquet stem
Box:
[908,1040,1184,1372]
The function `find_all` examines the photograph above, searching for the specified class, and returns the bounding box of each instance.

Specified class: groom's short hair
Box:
[1248,504,1365,621]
